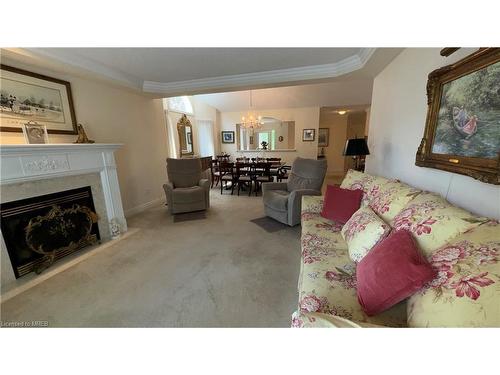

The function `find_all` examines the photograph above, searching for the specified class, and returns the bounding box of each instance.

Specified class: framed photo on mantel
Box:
[0,64,78,134]
[416,48,500,185]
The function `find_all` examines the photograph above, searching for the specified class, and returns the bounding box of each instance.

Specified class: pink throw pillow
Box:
[321,185,363,224]
[356,229,436,316]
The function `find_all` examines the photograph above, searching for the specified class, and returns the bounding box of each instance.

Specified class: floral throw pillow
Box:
[364,180,421,223]
[407,221,500,327]
[341,206,391,262]
[391,192,487,257]
[340,169,377,206]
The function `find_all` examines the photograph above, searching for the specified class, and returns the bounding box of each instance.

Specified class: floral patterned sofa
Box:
[292,170,500,328]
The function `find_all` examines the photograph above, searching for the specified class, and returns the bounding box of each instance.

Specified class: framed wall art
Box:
[416,48,500,184]
[302,129,315,142]
[22,121,49,144]
[221,131,235,144]
[318,128,329,147]
[0,64,78,134]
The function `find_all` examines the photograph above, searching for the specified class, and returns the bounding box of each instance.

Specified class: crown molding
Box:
[143,48,376,95]
[16,48,376,96]
[21,48,143,90]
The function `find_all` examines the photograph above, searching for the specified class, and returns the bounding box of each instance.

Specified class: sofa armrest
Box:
[288,189,321,226]
[292,311,386,328]
[301,195,324,214]
[262,182,287,193]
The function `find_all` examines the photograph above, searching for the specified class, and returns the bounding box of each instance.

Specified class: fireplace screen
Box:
[1,186,100,278]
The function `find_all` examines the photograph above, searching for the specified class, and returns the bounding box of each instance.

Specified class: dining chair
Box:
[235,162,253,196]
[277,165,291,182]
[219,161,235,194]
[253,162,272,196]
[267,158,282,181]
[210,159,221,187]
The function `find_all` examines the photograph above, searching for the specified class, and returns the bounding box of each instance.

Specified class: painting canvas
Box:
[0,65,77,134]
[222,131,235,143]
[318,128,329,147]
[431,60,500,158]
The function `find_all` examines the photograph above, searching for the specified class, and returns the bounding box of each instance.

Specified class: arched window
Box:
[167,96,193,115]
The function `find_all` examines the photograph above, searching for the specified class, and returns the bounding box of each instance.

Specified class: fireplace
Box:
[1,186,101,278]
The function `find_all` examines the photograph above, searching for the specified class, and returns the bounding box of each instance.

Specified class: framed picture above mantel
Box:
[0,64,78,134]
[416,48,500,185]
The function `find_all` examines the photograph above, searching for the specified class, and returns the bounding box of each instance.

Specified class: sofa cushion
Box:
[263,189,289,212]
[407,221,500,327]
[321,185,363,224]
[357,230,436,316]
[391,192,488,256]
[364,180,422,222]
[340,169,377,205]
[298,209,407,327]
[171,186,205,204]
[341,206,391,262]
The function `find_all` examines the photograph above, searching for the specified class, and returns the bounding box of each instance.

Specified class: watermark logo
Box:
[0,320,49,327]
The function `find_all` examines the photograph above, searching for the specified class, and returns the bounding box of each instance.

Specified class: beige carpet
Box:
[1,188,301,327]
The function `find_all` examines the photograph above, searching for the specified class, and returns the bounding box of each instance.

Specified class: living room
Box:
[1,2,498,374]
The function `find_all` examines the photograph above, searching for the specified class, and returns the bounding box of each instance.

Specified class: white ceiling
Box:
[54,48,363,82]
[195,80,374,112]
[1,48,402,97]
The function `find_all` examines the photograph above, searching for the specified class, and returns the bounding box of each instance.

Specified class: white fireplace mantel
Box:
[0,143,127,232]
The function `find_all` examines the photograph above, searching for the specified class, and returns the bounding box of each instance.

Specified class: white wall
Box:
[366,48,500,219]
[219,107,320,164]
[0,59,169,217]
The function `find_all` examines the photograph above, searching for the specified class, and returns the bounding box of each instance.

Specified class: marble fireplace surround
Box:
[0,144,128,295]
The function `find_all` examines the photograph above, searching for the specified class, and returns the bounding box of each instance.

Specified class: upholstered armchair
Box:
[262,157,327,226]
[163,158,210,214]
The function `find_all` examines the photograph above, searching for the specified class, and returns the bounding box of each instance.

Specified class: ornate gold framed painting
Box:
[416,48,500,184]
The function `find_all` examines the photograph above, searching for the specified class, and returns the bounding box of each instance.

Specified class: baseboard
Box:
[124,198,164,218]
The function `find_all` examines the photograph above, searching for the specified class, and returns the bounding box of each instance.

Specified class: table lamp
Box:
[343,137,370,171]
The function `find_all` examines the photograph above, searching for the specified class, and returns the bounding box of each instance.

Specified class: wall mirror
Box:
[236,118,295,151]
[177,114,194,156]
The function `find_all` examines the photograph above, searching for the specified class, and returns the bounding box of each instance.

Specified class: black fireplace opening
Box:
[1,186,100,278]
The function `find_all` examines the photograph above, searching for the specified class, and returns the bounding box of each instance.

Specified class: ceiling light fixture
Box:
[241,91,263,129]
[337,110,347,115]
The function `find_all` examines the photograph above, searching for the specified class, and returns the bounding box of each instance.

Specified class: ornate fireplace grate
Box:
[1,186,100,278]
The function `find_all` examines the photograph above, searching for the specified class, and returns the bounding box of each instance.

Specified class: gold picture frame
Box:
[416,48,500,185]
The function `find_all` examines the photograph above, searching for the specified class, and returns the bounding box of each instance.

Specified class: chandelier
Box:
[241,91,263,129]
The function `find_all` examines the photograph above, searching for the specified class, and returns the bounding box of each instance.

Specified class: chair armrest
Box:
[288,189,321,226]
[163,181,174,192]
[198,178,210,190]
[163,182,174,211]
[198,179,210,208]
[262,182,287,193]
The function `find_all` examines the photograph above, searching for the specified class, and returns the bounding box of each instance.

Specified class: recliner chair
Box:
[262,157,327,226]
[163,158,210,214]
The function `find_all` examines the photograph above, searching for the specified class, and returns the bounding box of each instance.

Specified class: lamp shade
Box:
[343,138,370,156]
